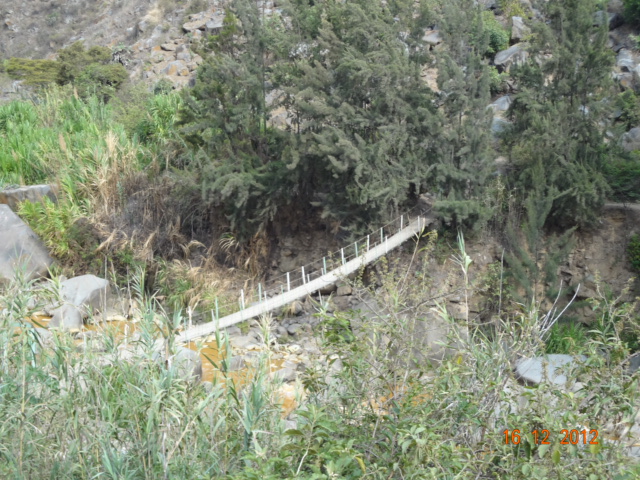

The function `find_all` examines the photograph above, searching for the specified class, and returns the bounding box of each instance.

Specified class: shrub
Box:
[614,90,640,130]
[624,0,640,25]
[482,11,510,56]
[628,234,640,272]
[604,155,640,202]
[6,57,60,85]
[488,65,509,95]
[544,321,588,354]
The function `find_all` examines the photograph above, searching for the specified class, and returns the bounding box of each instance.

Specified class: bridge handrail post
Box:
[240,289,245,310]
[380,227,384,243]
[323,257,327,275]
[287,272,290,291]
[367,235,370,251]
[401,214,403,230]
[341,248,345,265]
[258,283,262,302]
[355,241,358,257]
[301,266,306,284]
[215,297,219,320]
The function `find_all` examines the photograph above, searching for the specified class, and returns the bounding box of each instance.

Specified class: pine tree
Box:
[504,0,614,227]
[429,0,494,230]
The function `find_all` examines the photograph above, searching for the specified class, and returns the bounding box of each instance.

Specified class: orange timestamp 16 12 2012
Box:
[503,429,599,445]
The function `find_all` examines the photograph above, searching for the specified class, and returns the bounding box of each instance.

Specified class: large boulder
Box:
[49,304,83,330]
[59,275,110,316]
[494,44,528,72]
[423,30,443,47]
[515,354,586,386]
[510,17,530,43]
[621,127,640,152]
[594,10,624,30]
[617,49,637,73]
[488,95,512,113]
[172,347,203,382]
[0,204,54,284]
[0,184,57,211]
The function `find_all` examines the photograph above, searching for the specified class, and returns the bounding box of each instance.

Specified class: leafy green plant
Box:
[544,321,588,354]
[482,11,510,56]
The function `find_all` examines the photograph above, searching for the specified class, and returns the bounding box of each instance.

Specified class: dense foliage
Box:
[1,245,639,479]
[6,42,127,100]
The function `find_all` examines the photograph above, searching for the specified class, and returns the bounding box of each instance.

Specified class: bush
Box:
[488,65,509,95]
[604,155,640,202]
[544,321,588,354]
[6,57,60,85]
[629,234,640,272]
[6,42,127,100]
[482,11,510,56]
[624,0,640,25]
[614,90,640,130]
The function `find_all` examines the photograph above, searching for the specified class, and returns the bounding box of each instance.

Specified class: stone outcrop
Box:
[510,17,530,43]
[620,127,640,152]
[59,275,111,316]
[49,304,84,331]
[173,347,203,382]
[494,44,528,72]
[515,355,586,386]
[0,204,54,284]
[0,184,57,211]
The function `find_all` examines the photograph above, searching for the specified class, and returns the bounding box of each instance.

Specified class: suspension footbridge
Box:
[176,209,431,343]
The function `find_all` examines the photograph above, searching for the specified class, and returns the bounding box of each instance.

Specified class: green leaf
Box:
[538,443,550,459]
[552,448,561,465]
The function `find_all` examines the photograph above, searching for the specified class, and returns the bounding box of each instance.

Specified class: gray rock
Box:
[33,327,53,347]
[290,300,304,316]
[225,326,242,337]
[205,17,224,33]
[491,117,510,135]
[161,43,177,51]
[494,44,528,72]
[273,367,297,382]
[488,95,511,113]
[626,353,640,375]
[225,356,246,372]
[176,51,192,62]
[515,354,586,386]
[621,127,640,152]
[287,324,301,336]
[494,156,510,176]
[229,335,259,350]
[275,326,288,337]
[162,60,187,76]
[511,17,530,42]
[0,184,57,211]
[617,49,637,73]
[0,205,54,284]
[594,10,624,30]
[60,275,110,316]
[336,285,353,296]
[423,30,442,47]
[172,347,203,382]
[49,304,83,330]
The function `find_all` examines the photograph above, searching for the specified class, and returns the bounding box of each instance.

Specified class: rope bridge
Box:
[177,208,430,343]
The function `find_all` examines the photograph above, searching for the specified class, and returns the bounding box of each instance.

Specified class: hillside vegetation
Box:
[1,0,640,478]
